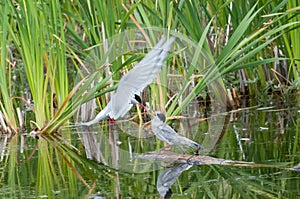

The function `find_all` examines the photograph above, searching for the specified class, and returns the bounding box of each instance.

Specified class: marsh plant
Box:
[0,0,299,198]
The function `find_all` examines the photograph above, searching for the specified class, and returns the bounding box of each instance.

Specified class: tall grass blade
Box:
[0,1,17,132]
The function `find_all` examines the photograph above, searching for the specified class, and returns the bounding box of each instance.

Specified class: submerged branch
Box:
[135,150,291,169]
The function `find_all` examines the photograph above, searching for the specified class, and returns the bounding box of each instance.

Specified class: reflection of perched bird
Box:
[151,112,203,153]
[157,163,192,198]
[82,36,175,126]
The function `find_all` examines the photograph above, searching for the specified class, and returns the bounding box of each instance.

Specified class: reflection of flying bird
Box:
[151,112,203,153]
[82,36,175,126]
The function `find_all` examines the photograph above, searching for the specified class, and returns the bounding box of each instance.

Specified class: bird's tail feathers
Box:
[187,139,203,150]
[80,105,110,126]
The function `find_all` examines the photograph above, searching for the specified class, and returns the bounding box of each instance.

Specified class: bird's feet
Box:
[107,117,116,123]
[194,144,204,155]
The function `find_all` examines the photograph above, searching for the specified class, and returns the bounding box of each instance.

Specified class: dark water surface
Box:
[0,97,299,198]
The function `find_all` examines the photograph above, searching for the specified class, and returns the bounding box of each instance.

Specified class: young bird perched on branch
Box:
[151,112,203,154]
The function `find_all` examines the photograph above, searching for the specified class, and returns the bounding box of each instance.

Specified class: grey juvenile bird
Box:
[82,36,175,126]
[151,112,203,153]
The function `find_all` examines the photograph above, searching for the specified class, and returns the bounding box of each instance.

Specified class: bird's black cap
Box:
[157,112,166,122]
[134,94,142,104]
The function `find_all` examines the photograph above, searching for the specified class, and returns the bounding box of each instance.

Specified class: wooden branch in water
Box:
[135,150,291,169]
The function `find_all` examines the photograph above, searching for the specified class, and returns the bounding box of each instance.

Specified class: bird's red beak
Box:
[139,103,146,109]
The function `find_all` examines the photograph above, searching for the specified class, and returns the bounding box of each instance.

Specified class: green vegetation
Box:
[0,0,299,198]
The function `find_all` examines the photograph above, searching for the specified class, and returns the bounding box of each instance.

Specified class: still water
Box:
[0,97,299,198]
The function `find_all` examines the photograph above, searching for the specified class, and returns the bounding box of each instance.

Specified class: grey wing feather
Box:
[156,124,179,143]
[161,124,201,148]
[160,124,178,136]
[111,36,175,119]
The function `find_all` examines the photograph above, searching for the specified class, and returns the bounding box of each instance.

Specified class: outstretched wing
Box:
[110,36,175,119]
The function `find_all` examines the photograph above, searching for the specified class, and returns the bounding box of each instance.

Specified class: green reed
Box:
[5,0,68,129]
[0,1,17,132]
[286,1,300,82]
